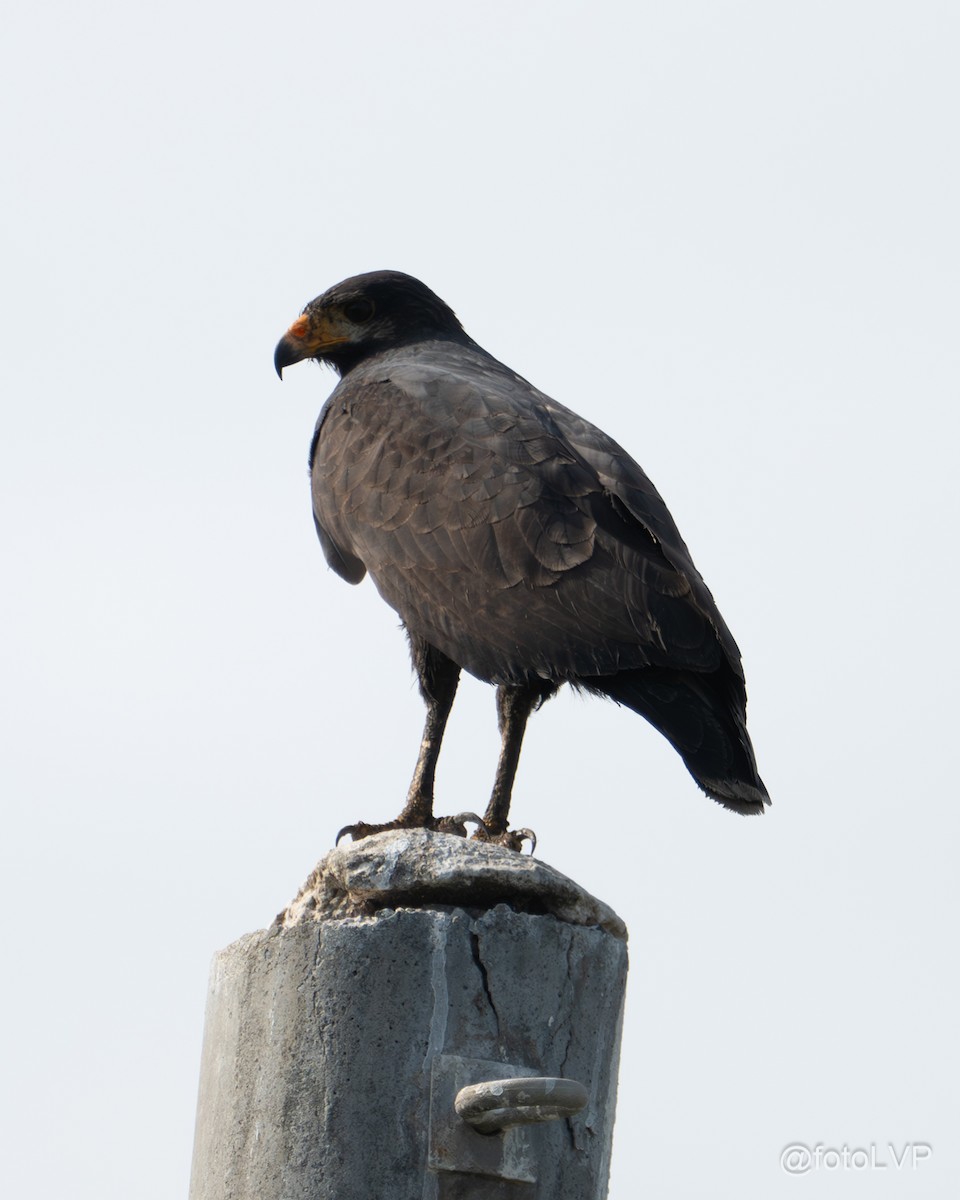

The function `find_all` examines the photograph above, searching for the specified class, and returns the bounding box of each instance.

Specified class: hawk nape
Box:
[275,271,769,849]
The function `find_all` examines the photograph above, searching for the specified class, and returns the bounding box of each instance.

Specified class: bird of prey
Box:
[275,271,769,848]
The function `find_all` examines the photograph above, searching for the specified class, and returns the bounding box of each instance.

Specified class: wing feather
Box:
[310,342,739,685]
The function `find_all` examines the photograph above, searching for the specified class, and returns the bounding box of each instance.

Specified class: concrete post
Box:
[189,830,628,1199]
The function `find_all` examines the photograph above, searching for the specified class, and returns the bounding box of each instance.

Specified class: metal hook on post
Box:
[455,1076,589,1135]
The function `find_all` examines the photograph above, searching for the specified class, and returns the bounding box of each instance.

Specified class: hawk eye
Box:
[343,298,375,324]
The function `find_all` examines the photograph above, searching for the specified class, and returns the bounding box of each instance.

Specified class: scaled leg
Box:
[481,681,556,844]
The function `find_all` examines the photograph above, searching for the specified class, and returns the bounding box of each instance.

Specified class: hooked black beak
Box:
[274,312,316,379]
[274,335,301,379]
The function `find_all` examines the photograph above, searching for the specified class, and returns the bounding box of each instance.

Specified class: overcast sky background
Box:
[2,2,957,1196]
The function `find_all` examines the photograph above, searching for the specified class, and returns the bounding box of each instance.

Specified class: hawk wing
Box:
[310,343,739,687]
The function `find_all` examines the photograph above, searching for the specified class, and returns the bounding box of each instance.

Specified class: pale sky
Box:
[2,2,957,1196]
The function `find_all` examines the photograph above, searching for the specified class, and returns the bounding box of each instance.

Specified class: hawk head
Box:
[274,270,467,378]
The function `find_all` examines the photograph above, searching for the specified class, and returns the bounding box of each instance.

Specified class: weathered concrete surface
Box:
[281,829,627,938]
[190,832,628,1200]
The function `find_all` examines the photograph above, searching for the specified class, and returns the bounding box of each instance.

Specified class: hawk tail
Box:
[583,667,771,815]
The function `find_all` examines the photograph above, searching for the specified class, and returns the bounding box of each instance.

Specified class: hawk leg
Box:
[473,681,556,852]
[337,641,483,844]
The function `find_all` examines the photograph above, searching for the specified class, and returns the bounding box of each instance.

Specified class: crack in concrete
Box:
[560,928,582,1153]
[469,923,501,1038]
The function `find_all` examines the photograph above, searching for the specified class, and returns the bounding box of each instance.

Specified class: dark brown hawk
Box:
[275,271,769,848]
